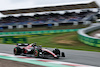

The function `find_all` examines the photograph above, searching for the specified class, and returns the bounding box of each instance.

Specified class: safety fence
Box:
[78,24,100,48]
[0,29,79,43]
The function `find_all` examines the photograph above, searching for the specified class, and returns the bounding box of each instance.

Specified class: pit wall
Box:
[78,23,100,48]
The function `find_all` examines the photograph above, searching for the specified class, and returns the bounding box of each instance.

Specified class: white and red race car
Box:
[13,43,65,59]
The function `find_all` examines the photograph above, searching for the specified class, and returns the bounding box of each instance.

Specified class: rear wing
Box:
[17,43,29,46]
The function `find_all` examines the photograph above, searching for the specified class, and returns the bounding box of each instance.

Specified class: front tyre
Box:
[14,47,22,55]
[62,52,65,57]
[53,49,60,58]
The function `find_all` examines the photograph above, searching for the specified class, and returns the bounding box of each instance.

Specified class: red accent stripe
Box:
[24,45,32,49]
[1,55,9,56]
[42,49,57,57]
[24,49,27,53]
[18,57,32,58]
[62,64,85,66]
[37,60,54,62]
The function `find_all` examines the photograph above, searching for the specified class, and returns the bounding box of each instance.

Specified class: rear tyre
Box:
[14,47,22,55]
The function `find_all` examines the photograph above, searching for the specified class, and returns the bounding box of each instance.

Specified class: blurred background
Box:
[0,0,100,52]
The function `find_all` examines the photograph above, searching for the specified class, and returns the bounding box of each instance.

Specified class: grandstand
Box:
[0,1,99,29]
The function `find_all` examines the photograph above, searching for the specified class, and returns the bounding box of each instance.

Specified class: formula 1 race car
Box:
[13,43,65,59]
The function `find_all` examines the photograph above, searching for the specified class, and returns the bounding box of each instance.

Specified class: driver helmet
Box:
[39,45,42,49]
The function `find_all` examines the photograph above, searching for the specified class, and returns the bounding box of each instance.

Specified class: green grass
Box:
[0,32,100,52]
[16,32,100,52]
[27,32,100,52]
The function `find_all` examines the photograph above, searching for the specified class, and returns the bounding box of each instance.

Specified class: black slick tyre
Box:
[14,47,22,55]
[62,52,65,57]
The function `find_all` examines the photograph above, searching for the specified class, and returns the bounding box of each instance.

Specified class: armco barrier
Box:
[0,29,79,36]
[78,23,100,48]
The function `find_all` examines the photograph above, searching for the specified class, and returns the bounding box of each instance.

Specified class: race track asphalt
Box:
[0,44,100,67]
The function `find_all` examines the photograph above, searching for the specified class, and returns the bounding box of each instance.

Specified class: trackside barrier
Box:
[0,29,79,36]
[78,23,100,48]
[3,37,27,43]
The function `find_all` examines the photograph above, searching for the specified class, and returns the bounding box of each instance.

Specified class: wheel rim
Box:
[34,50,38,57]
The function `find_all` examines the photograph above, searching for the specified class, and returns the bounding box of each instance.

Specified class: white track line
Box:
[0,53,97,67]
